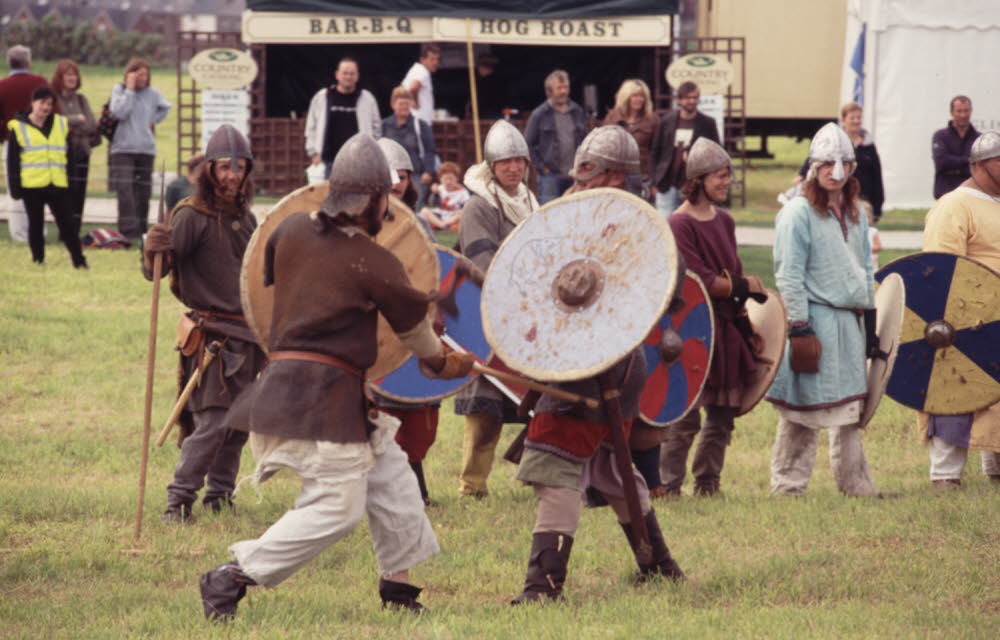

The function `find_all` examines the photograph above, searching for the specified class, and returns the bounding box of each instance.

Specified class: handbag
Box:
[97,102,118,142]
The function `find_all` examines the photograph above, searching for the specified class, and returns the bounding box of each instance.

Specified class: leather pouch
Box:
[176,313,204,357]
[789,334,821,373]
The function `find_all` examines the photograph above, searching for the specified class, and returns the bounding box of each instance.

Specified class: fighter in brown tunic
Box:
[198,133,474,620]
[142,125,265,523]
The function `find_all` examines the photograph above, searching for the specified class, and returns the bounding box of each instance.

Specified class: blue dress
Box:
[765,196,874,411]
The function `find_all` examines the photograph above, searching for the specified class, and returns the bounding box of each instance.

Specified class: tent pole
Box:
[465,18,483,163]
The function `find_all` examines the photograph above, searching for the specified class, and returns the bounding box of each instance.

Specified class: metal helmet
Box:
[970,130,1000,163]
[203,124,253,174]
[571,125,640,182]
[377,137,414,173]
[808,122,855,180]
[484,119,529,165]
[685,137,731,179]
[322,133,393,218]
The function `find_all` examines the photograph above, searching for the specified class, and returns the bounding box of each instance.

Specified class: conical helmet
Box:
[203,124,253,173]
[970,130,1000,163]
[571,125,640,181]
[484,119,529,165]
[685,137,731,179]
[322,133,393,218]
[377,137,414,173]
[808,122,855,180]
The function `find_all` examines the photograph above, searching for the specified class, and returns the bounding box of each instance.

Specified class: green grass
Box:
[1,234,998,639]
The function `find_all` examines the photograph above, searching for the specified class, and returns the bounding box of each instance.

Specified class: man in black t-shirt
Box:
[304,57,382,178]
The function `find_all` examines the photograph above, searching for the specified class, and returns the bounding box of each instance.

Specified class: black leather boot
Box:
[511,531,574,605]
[203,494,235,514]
[379,578,425,612]
[620,510,685,582]
[199,561,256,621]
[161,502,194,524]
[410,461,431,506]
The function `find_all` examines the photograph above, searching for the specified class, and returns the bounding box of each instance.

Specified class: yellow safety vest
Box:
[7,114,69,189]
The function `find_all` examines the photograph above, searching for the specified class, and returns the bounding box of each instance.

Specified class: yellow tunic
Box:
[922,186,1000,451]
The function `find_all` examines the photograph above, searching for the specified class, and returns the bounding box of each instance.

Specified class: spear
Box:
[134,162,168,543]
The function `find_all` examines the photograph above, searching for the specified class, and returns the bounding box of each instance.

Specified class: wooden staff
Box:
[134,163,168,543]
[599,369,651,565]
[465,18,483,163]
[155,341,222,448]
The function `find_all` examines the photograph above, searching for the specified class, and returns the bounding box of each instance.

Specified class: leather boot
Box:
[379,578,425,612]
[620,510,685,582]
[203,494,234,514]
[410,461,431,506]
[199,561,256,621]
[511,532,573,605]
[161,502,194,524]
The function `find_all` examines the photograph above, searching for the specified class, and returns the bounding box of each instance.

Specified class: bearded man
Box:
[197,133,474,620]
[143,125,265,523]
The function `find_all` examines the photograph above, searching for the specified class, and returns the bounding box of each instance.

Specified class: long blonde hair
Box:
[613,79,652,118]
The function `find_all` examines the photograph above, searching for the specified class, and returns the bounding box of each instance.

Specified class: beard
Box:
[361,195,387,236]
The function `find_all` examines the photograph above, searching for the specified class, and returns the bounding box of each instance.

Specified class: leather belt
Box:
[268,350,363,378]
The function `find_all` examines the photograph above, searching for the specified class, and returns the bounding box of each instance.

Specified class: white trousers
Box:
[231,438,439,588]
[770,417,879,496]
[4,140,30,243]
[929,437,1000,480]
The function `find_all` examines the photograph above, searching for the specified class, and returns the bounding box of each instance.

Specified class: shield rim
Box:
[738,287,788,416]
[640,270,716,427]
[481,188,679,382]
[860,272,905,428]
[370,244,488,404]
[239,187,439,381]
[876,251,1000,414]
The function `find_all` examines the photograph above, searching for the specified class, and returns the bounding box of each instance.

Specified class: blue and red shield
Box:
[639,271,715,426]
[371,246,493,403]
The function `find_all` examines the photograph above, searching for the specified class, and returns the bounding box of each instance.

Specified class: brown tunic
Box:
[149,199,265,413]
[602,108,659,175]
[455,193,523,421]
[226,212,433,443]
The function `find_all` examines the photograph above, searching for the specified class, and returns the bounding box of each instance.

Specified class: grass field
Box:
[1,231,998,639]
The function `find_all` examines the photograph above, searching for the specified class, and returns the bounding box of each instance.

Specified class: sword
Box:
[155,341,223,447]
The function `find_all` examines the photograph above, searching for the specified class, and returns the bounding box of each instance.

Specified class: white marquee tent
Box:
[840,0,1000,210]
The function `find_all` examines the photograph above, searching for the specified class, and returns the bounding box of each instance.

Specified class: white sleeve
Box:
[304,89,325,156]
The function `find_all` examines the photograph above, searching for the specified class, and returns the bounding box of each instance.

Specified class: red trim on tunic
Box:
[527,412,633,459]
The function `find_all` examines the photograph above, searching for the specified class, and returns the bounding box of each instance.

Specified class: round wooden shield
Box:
[639,271,715,426]
[860,273,905,427]
[371,246,492,403]
[738,288,788,416]
[240,186,439,381]
[876,252,1000,414]
[481,188,679,382]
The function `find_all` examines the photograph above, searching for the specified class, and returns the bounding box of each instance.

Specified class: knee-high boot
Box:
[620,510,685,582]
[511,531,574,604]
[410,461,430,505]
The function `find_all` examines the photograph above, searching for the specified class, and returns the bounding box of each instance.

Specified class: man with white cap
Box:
[765,123,882,497]
[920,130,1000,487]
[658,137,768,497]
[198,133,475,620]
[454,119,538,498]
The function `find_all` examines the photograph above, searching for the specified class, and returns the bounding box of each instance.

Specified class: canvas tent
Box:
[840,0,1000,210]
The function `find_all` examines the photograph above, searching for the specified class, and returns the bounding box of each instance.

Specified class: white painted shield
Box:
[481,188,679,382]
[861,272,905,427]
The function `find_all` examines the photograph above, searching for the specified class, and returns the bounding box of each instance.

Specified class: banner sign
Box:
[242,11,670,46]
